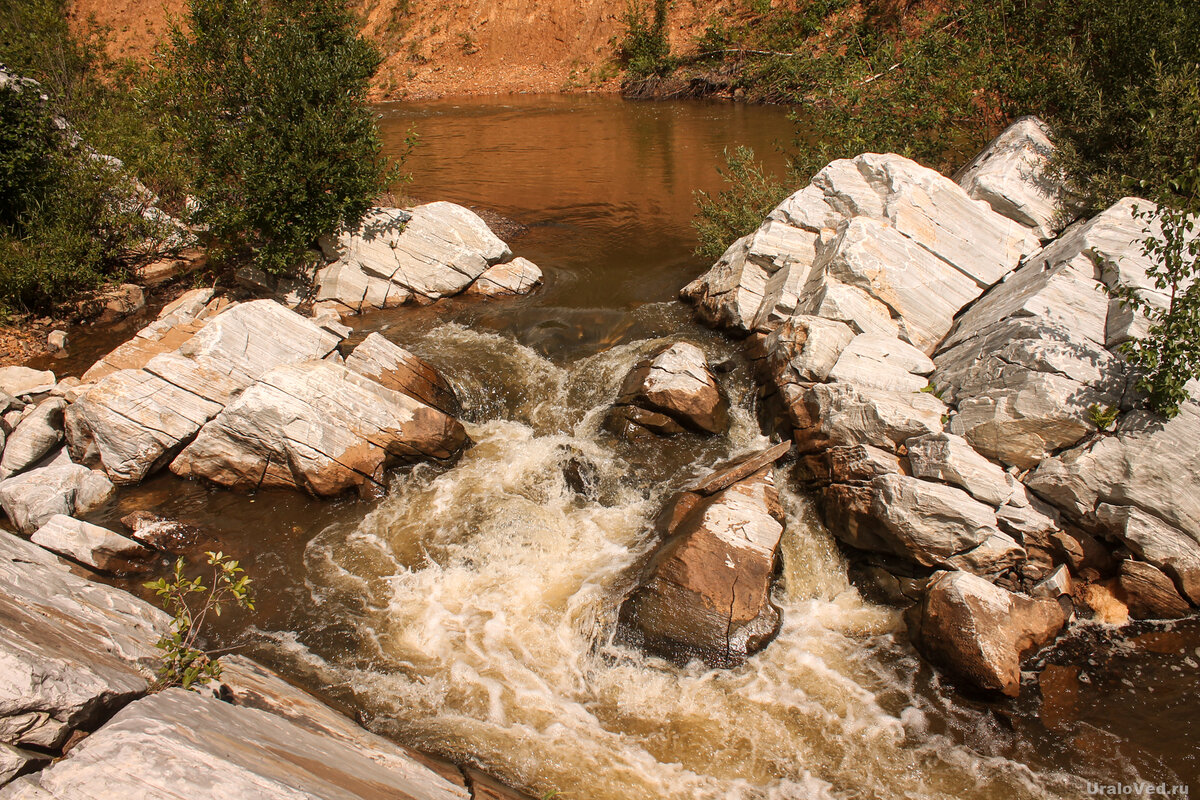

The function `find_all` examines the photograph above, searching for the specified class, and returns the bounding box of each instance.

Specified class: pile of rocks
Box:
[679,116,1200,695]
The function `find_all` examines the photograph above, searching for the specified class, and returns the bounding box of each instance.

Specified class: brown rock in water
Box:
[1117,560,1192,620]
[906,570,1066,696]
[684,441,792,495]
[343,332,461,417]
[621,465,785,667]
[608,342,729,438]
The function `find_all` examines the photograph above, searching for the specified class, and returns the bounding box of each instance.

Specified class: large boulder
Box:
[0,530,167,764]
[621,453,787,666]
[682,152,1039,339]
[790,381,946,455]
[0,464,114,535]
[955,116,1067,241]
[906,570,1067,696]
[343,332,461,417]
[66,300,343,484]
[171,360,468,496]
[315,203,533,312]
[607,342,729,438]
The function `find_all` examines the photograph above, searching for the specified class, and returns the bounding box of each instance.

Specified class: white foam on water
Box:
[278,327,1083,800]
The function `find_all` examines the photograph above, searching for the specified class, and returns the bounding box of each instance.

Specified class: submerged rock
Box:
[622,448,788,666]
[608,342,729,439]
[171,360,468,496]
[906,570,1066,696]
[30,515,153,574]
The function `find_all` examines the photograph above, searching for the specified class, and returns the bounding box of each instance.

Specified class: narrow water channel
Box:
[96,94,1196,798]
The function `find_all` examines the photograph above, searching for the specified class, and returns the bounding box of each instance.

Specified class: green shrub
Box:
[152,0,399,276]
[692,146,788,260]
[145,551,255,691]
[619,0,673,79]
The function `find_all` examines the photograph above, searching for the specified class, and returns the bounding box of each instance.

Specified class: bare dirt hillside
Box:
[68,0,721,99]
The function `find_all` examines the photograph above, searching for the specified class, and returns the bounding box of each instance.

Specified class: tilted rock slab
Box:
[0,399,66,480]
[2,687,470,800]
[31,515,153,574]
[66,300,342,484]
[344,332,462,417]
[0,530,167,771]
[906,570,1066,696]
[607,342,729,438]
[622,457,786,667]
[315,202,539,312]
[171,360,468,497]
[955,116,1067,241]
[681,152,1039,342]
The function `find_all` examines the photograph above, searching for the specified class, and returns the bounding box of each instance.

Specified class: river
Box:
[94,94,1196,799]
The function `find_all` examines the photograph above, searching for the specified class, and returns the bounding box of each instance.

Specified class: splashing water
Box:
[247,324,1085,800]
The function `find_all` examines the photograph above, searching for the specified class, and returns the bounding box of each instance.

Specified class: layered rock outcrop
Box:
[681,115,1200,692]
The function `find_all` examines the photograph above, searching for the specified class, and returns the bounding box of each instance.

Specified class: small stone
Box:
[47,330,68,351]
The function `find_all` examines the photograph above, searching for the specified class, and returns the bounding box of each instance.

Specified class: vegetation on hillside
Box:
[677,0,1200,261]
[0,0,397,315]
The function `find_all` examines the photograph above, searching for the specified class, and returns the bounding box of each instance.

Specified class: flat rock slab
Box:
[31,515,153,574]
[2,687,470,800]
[0,369,55,399]
[171,360,468,496]
[0,530,166,764]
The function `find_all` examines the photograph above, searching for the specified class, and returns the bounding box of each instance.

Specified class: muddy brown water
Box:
[76,95,1196,797]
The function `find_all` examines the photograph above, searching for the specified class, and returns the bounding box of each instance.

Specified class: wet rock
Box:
[0,464,114,535]
[66,300,343,484]
[609,342,729,437]
[119,511,194,551]
[0,530,167,763]
[906,570,1067,696]
[1027,402,1200,546]
[684,441,792,495]
[1096,503,1200,605]
[31,515,153,574]
[955,116,1066,240]
[905,432,1012,507]
[171,360,468,497]
[0,368,54,399]
[344,332,461,417]
[3,687,471,800]
[622,465,786,666]
[1117,560,1192,619]
[0,398,66,479]
[466,256,543,297]
[315,203,515,310]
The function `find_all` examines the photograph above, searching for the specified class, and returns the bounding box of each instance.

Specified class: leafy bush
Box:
[145,551,255,691]
[0,81,168,314]
[692,146,788,260]
[152,0,398,276]
[619,0,673,79]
